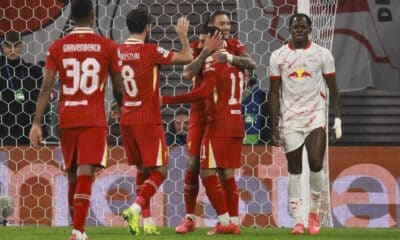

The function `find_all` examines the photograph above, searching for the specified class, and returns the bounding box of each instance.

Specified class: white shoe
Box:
[69,229,88,240]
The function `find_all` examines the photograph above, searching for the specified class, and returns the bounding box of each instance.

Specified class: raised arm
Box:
[182,31,222,80]
[218,51,256,71]
[170,16,193,64]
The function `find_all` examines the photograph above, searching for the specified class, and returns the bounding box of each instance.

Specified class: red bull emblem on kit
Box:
[289,69,312,80]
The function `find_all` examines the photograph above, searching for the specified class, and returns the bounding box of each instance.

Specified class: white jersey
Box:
[269,41,335,130]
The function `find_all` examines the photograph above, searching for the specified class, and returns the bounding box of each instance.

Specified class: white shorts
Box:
[280,110,326,153]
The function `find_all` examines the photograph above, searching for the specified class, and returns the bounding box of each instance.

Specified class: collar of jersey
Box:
[125,38,143,44]
[70,27,95,34]
[288,40,312,50]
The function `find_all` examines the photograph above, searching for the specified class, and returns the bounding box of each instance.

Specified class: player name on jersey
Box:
[120,52,140,61]
[63,44,101,52]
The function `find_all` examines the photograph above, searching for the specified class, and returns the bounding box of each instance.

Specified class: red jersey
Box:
[45,27,122,128]
[163,54,245,137]
[225,38,246,56]
[189,41,206,125]
[119,38,174,125]
[188,38,246,126]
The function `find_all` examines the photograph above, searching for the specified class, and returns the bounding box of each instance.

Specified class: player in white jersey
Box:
[268,13,342,235]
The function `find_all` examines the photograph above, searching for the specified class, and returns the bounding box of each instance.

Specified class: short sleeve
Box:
[226,38,246,56]
[44,44,57,72]
[149,44,174,65]
[269,51,281,80]
[109,41,122,74]
[202,57,216,76]
[322,49,335,77]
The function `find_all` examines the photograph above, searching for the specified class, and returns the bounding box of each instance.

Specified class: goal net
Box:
[0,0,337,227]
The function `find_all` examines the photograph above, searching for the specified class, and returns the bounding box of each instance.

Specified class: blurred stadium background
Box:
[0,0,399,233]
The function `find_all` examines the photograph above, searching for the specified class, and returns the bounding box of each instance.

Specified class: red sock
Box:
[73,175,93,232]
[201,175,227,215]
[68,181,77,222]
[222,178,239,217]
[184,170,199,215]
[136,172,150,218]
[135,171,165,209]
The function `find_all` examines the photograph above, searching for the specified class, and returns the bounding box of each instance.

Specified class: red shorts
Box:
[60,127,108,171]
[187,123,205,156]
[121,124,168,167]
[200,137,243,169]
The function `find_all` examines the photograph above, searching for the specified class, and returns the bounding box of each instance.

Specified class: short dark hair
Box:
[208,10,229,25]
[126,9,152,34]
[289,13,312,27]
[175,108,189,116]
[70,0,93,21]
[202,26,222,35]
[2,31,21,45]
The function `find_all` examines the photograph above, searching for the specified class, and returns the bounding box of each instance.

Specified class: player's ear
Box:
[145,24,151,33]
[88,11,95,25]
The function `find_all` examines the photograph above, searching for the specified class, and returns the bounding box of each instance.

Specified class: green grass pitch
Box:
[1,227,399,240]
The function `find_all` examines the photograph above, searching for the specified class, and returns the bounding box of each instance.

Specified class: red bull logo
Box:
[289,69,312,80]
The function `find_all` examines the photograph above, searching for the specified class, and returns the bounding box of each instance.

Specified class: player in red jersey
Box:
[114,9,192,236]
[164,26,245,235]
[175,11,256,234]
[29,1,123,240]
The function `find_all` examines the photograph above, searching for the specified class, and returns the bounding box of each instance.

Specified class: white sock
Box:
[288,173,303,222]
[230,216,239,225]
[217,212,230,226]
[310,170,326,192]
[309,170,325,213]
[310,190,322,213]
[186,214,196,220]
[289,198,303,224]
[72,229,83,237]
[288,174,302,198]
[129,203,142,214]
[143,217,154,227]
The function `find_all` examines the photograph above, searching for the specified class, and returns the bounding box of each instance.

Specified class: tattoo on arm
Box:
[231,55,256,70]
[183,49,211,80]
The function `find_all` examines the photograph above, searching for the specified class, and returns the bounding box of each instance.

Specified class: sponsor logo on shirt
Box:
[288,69,312,80]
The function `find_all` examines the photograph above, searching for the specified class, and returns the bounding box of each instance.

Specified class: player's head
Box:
[208,10,231,39]
[126,8,152,37]
[173,108,189,134]
[70,0,94,26]
[288,13,312,44]
[1,31,22,61]
[197,23,209,49]
[202,26,223,37]
[202,26,224,51]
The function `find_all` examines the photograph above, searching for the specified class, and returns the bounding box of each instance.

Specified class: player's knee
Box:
[309,159,323,172]
[187,156,200,174]
[288,164,302,175]
[77,164,95,176]
[153,165,167,176]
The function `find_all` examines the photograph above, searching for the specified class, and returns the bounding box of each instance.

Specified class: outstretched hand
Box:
[203,30,223,53]
[175,16,189,36]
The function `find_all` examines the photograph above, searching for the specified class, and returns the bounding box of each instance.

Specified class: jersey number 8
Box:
[122,65,138,97]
